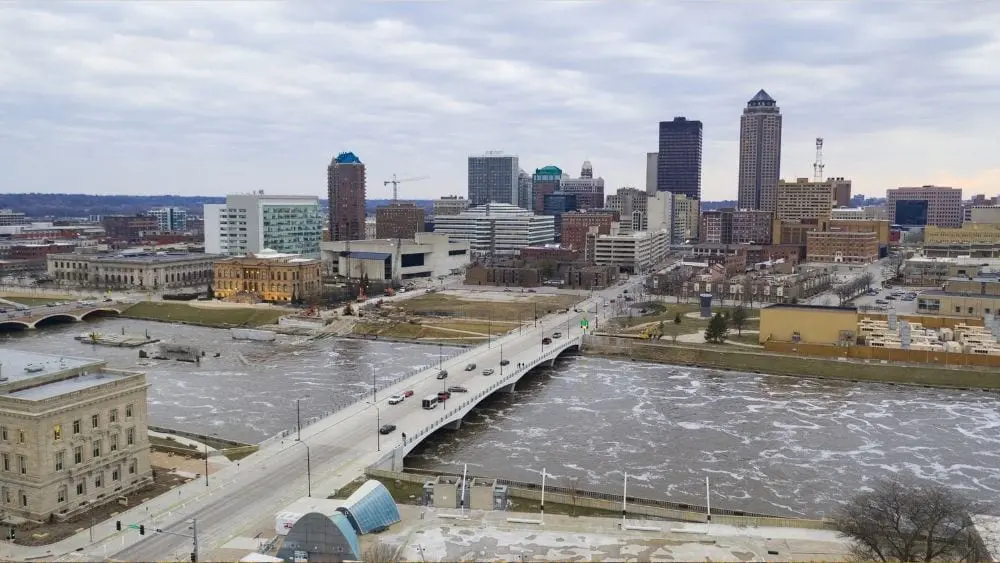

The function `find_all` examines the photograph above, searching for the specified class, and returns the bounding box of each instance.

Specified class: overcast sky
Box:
[1,2,999,202]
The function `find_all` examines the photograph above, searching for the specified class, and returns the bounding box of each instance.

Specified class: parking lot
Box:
[852,286,924,314]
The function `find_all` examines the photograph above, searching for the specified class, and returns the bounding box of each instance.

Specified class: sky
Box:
[1,2,999,202]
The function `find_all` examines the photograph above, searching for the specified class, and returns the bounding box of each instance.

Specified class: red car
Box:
[403,390,414,398]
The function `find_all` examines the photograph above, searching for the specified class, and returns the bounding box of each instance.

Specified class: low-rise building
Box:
[903,256,1000,285]
[520,245,581,264]
[970,206,1000,224]
[701,209,773,245]
[562,264,618,290]
[464,263,541,287]
[0,350,153,521]
[560,211,617,251]
[917,276,1000,318]
[759,303,859,344]
[0,209,27,227]
[593,229,669,273]
[102,215,159,242]
[432,196,470,217]
[672,194,700,243]
[925,223,1000,245]
[212,249,321,303]
[433,203,554,256]
[806,231,879,264]
[148,207,187,232]
[320,232,470,282]
[47,251,218,290]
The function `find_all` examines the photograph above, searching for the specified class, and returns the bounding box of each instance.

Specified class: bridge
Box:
[0,305,123,330]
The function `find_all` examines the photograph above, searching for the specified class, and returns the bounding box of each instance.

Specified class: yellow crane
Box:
[384,174,429,203]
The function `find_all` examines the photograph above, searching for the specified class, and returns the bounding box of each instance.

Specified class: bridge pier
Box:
[443,418,462,431]
[498,381,516,394]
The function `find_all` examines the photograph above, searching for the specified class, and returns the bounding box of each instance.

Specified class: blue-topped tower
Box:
[328,151,366,241]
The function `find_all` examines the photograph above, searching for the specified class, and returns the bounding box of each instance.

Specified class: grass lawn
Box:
[396,292,580,322]
[614,303,760,336]
[0,295,74,306]
[121,301,286,327]
[353,318,516,342]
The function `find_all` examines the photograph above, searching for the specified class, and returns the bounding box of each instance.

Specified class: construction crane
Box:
[384,174,429,203]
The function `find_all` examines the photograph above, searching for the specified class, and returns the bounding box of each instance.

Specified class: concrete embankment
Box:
[583,335,1000,390]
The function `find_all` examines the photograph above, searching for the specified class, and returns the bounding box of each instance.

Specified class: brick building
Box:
[806,231,879,264]
[375,203,425,239]
[101,215,159,241]
[327,152,367,241]
[560,211,617,251]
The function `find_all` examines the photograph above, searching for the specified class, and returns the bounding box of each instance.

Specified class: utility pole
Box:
[296,399,302,441]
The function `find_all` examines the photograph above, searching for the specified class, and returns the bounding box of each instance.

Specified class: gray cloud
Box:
[0,1,998,200]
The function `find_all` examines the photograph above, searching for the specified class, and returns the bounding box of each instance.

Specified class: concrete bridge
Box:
[0,306,123,330]
[371,332,584,471]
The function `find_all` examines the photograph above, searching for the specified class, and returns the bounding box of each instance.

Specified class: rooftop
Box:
[333,151,362,165]
[55,251,220,263]
[764,303,857,312]
[0,349,129,401]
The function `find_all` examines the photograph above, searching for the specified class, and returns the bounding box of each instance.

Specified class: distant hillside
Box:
[0,194,435,219]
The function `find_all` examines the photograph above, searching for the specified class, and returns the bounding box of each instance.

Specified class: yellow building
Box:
[828,219,891,246]
[925,223,1000,245]
[759,304,859,344]
[775,178,837,221]
[212,249,321,302]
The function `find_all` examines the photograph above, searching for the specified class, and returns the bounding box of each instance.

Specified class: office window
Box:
[74,446,83,465]
[91,414,100,428]
[73,420,81,434]
[0,487,7,504]
[58,486,67,503]
[92,440,101,458]
[109,409,118,423]
[17,429,24,444]
[126,428,135,446]
[76,482,85,496]
[19,491,26,507]
[55,451,64,471]
[0,427,6,441]
[53,424,62,441]
[95,474,103,488]
[18,455,26,475]
[126,403,134,418]
[110,434,119,452]
[112,468,120,482]
[129,459,137,475]
[1,453,7,472]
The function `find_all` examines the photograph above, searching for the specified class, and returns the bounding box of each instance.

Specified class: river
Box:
[5,318,999,517]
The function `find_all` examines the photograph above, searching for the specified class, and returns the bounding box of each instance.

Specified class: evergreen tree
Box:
[704,312,729,344]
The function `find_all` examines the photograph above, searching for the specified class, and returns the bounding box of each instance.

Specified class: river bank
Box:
[119,301,287,328]
[583,334,1000,390]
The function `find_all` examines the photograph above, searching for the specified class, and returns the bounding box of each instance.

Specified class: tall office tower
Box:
[645,152,658,195]
[580,160,593,179]
[737,90,783,212]
[656,117,703,200]
[327,151,367,241]
[532,166,562,213]
[467,151,519,207]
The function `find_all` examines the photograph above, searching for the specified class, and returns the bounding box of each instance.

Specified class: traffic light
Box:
[139,524,145,535]
[191,552,197,562]
[116,520,122,531]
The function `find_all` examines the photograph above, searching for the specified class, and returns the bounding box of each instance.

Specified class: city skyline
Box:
[1,3,999,201]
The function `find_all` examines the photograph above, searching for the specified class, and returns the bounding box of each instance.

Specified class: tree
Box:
[206,283,214,299]
[704,312,729,344]
[361,541,402,563]
[674,312,682,325]
[834,476,991,562]
[731,305,748,335]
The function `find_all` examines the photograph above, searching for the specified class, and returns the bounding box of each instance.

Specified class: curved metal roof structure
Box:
[335,479,401,535]
[277,512,360,562]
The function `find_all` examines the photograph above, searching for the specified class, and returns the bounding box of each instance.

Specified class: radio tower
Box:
[812,137,825,181]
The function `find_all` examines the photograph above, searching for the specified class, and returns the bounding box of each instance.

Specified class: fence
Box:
[365,467,834,530]
[765,340,1000,369]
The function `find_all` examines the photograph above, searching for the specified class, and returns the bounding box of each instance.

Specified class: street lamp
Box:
[438,343,443,372]
[291,440,312,497]
[204,432,217,487]
[295,398,305,442]
[372,366,377,403]
[367,403,381,452]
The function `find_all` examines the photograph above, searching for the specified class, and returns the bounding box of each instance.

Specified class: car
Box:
[437,391,451,401]
[552,332,562,339]
[103,298,113,302]
[403,390,414,398]
[388,394,404,405]
[886,295,896,300]
[527,289,536,293]
[379,424,397,435]
[464,363,476,371]
[875,299,888,305]
[447,386,468,393]
[573,308,582,312]
[436,370,448,380]
[482,368,495,376]
[45,303,57,307]
[542,337,552,345]
[623,289,629,293]
[503,287,512,292]
[500,359,510,366]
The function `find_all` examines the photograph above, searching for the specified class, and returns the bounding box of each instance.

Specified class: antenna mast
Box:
[813,137,825,181]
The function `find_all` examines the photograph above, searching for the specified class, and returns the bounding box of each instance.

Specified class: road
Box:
[43,280,638,562]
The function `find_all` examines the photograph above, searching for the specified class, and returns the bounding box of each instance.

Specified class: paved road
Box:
[14,280,637,562]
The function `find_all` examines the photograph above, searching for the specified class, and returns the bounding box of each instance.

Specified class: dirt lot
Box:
[390,290,581,322]
[11,465,192,546]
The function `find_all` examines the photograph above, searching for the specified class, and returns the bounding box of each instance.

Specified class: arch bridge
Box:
[0,306,123,330]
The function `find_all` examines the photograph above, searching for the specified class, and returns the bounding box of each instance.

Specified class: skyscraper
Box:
[327,151,367,241]
[737,90,783,212]
[467,151,519,207]
[656,117,703,200]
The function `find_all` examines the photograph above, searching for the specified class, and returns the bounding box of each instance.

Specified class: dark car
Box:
[464,363,476,371]
[437,391,451,401]
[379,424,397,435]
[499,359,510,366]
[447,386,468,393]
[436,370,448,379]
[552,332,562,339]
[542,337,552,345]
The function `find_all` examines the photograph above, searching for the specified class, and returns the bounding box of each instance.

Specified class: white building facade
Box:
[433,203,554,256]
[148,207,187,232]
[320,233,470,282]
[203,192,323,258]
[467,152,519,207]
[593,229,669,274]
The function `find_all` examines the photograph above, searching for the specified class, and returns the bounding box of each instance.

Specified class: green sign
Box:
[580,318,589,328]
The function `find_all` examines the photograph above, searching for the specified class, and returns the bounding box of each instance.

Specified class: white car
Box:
[388,394,404,405]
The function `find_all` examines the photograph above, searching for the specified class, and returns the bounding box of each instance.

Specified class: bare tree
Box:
[834,476,992,562]
[731,305,748,335]
[362,541,403,563]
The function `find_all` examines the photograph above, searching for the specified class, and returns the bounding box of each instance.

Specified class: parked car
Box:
[403,390,414,398]
[447,386,468,393]
[875,299,888,305]
[388,394,404,405]
[482,368,495,376]
[552,332,562,339]
[379,424,397,435]
[527,289,536,293]
[464,363,476,371]
[542,337,552,345]
[500,359,510,366]
[436,370,448,380]
[503,287,512,292]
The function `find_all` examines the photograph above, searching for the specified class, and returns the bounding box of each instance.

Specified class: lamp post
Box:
[438,343,443,372]
[372,366,377,402]
[295,398,303,442]
[368,404,381,452]
[203,432,216,487]
[291,440,312,497]
[488,311,492,348]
